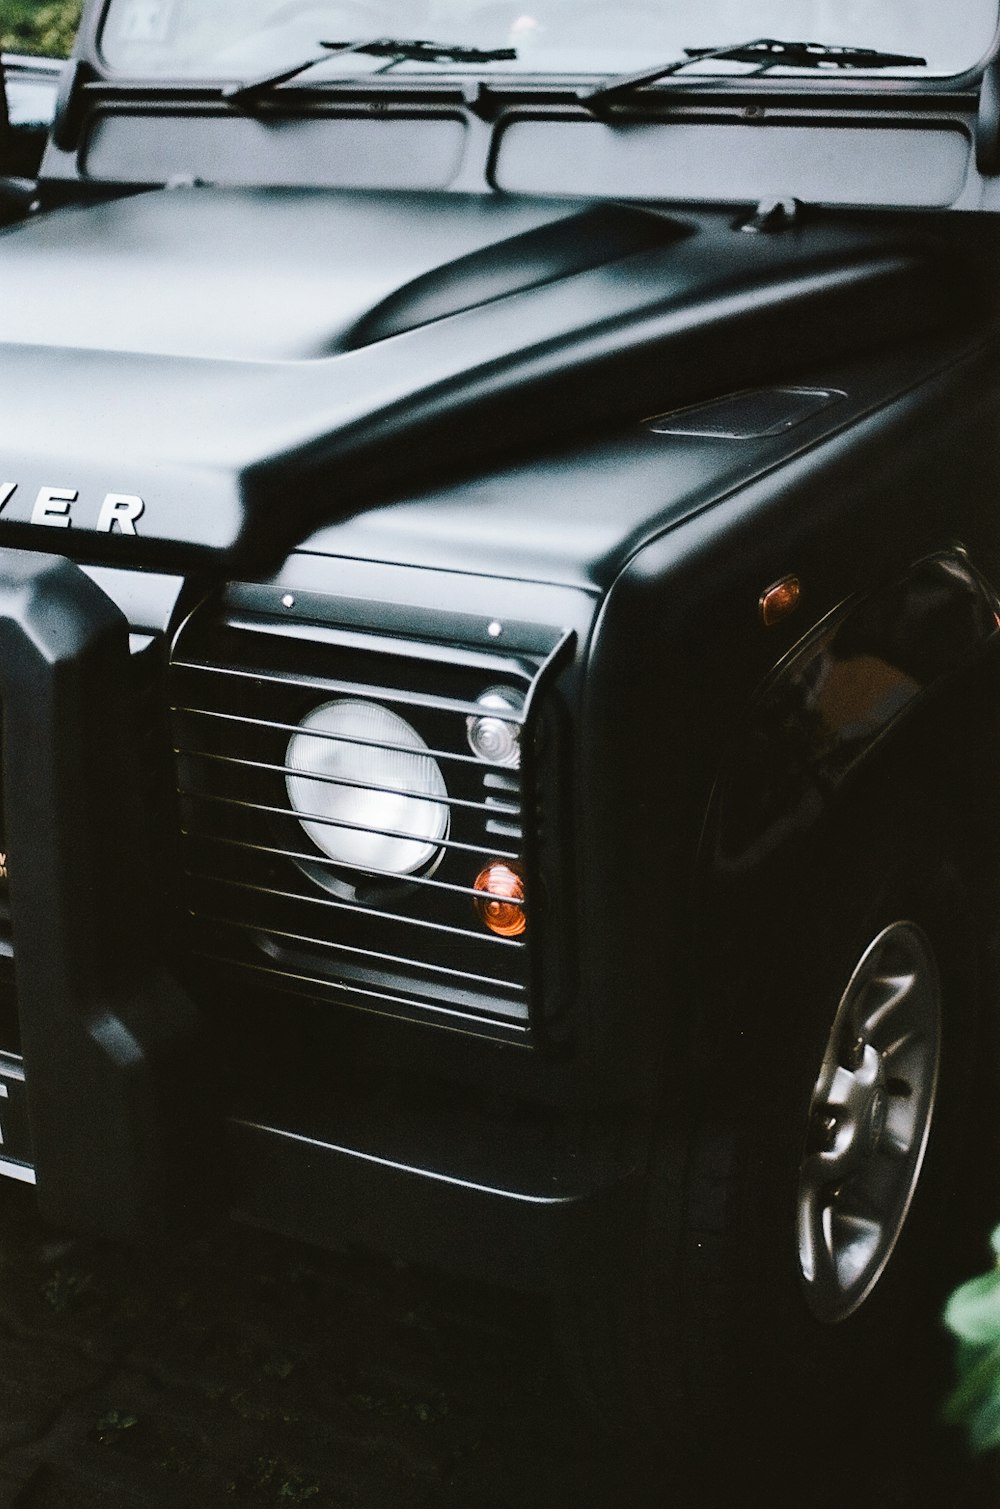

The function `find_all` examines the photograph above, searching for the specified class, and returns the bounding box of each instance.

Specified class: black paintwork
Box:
[0,549,210,1238]
[0,186,978,572]
[0,4,998,1279]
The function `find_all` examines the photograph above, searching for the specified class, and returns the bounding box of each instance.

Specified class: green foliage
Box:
[93,1409,140,1446]
[944,1225,1000,1453]
[2,0,82,58]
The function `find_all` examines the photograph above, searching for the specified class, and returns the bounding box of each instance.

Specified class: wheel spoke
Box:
[813,1060,855,1110]
[798,1184,840,1294]
[823,1063,866,1111]
[881,1099,917,1158]
[860,971,916,1041]
[851,1152,902,1216]
[828,1204,883,1291]
[880,1034,927,1083]
[877,1026,919,1061]
[801,1141,851,1198]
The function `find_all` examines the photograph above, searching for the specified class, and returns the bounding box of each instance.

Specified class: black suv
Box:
[2,0,1000,1442]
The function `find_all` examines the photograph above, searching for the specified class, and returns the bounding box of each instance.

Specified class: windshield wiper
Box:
[224,37,517,106]
[586,37,927,109]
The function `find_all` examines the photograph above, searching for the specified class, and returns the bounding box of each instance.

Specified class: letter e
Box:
[32,487,76,528]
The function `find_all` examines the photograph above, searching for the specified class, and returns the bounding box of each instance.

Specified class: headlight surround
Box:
[285,698,449,882]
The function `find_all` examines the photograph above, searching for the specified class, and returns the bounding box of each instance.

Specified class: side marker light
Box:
[473,861,527,938]
[760,575,802,626]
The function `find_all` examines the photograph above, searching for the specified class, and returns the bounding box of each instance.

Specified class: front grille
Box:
[169,593,569,1040]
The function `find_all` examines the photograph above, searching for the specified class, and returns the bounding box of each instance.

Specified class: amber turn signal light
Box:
[760,574,802,626]
[473,861,527,937]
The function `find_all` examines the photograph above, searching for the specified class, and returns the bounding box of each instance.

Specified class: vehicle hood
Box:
[0,185,977,569]
[0,187,681,362]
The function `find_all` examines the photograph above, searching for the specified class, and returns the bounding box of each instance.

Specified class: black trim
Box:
[227,1112,633,1290]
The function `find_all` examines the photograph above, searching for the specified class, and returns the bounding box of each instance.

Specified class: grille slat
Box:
[182,829,526,906]
[172,704,514,768]
[170,601,569,1038]
[184,869,527,947]
[172,658,528,722]
[191,950,531,1032]
[178,747,520,815]
[179,788,522,861]
[194,912,526,993]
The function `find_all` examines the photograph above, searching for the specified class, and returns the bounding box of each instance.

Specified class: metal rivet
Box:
[487,621,503,639]
[281,594,295,609]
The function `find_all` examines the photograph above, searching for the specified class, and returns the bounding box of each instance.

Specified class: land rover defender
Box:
[2,0,1000,1440]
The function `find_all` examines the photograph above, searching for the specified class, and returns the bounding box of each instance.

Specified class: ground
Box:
[0,1179,992,1507]
[0,1181,643,1509]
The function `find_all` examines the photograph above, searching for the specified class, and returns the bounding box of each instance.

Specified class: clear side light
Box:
[466,686,525,768]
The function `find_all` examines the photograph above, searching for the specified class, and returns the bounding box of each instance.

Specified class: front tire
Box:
[565,814,989,1474]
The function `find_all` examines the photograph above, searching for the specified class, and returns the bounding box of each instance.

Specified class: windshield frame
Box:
[84,0,1000,97]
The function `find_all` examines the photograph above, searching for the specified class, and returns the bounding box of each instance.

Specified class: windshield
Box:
[99,1,999,82]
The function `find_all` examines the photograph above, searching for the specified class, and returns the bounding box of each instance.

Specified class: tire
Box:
[562,802,991,1483]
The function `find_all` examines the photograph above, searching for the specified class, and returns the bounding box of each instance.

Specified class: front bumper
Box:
[0,549,208,1239]
[0,1045,634,1288]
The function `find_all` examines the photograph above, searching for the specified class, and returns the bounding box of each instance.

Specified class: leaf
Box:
[943,1345,1000,1425]
[944,1269,1000,1346]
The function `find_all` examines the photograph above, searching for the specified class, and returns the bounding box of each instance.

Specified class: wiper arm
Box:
[586,37,927,108]
[224,37,517,106]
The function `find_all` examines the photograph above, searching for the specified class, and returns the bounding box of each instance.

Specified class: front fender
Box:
[704,550,1000,878]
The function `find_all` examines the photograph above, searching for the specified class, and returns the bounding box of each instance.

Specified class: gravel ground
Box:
[0,1178,993,1508]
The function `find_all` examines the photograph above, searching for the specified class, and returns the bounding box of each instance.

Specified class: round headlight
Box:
[285,699,449,879]
[466,686,524,768]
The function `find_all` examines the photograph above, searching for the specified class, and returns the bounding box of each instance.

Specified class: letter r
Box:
[97,494,145,535]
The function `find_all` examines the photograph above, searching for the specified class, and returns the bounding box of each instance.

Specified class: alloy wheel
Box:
[796,921,942,1324]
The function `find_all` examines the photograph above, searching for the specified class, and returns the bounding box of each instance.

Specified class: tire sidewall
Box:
[672,806,985,1434]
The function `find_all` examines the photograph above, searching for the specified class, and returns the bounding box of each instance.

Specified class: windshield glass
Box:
[99,1,999,82]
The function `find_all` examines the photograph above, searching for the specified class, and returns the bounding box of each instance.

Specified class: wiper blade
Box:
[224,37,517,105]
[586,37,927,108]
